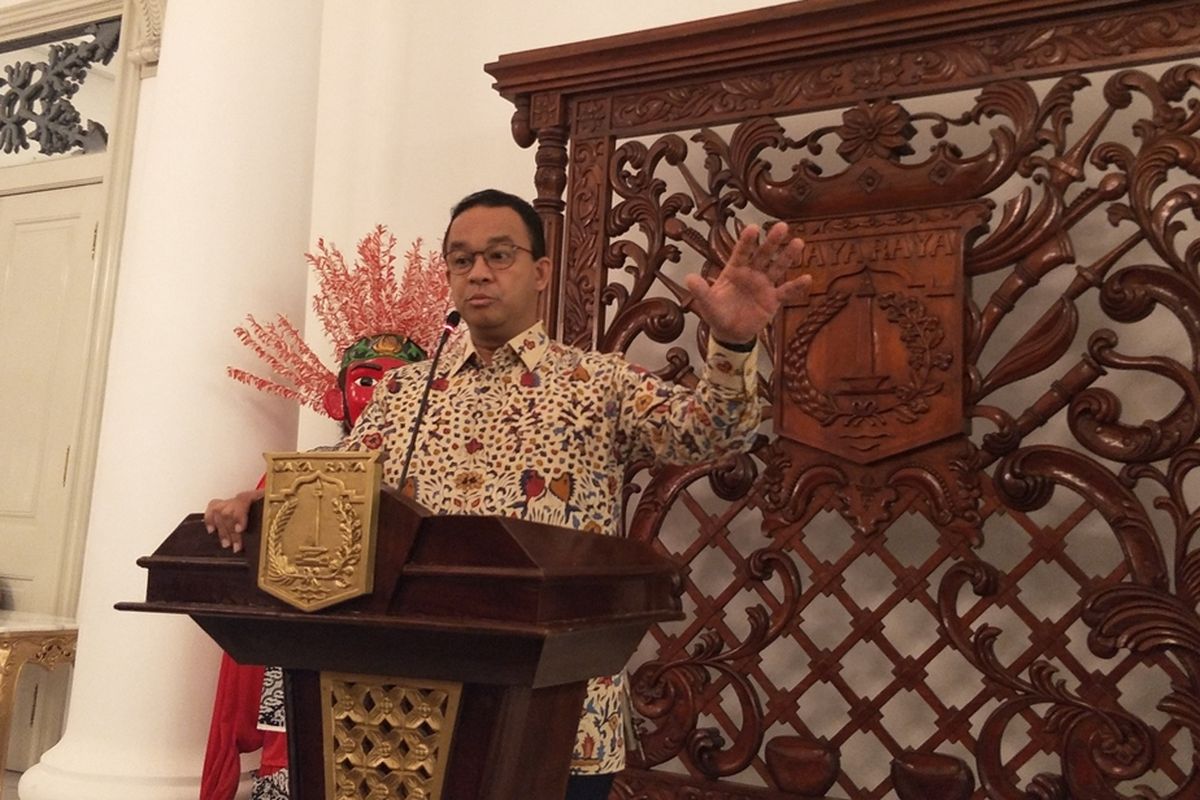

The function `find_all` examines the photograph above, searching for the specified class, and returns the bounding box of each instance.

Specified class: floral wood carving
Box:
[615,65,1200,799]
[0,20,119,155]
[604,4,1200,134]
[494,1,1200,798]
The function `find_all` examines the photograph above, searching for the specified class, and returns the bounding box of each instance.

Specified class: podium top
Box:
[118,488,681,685]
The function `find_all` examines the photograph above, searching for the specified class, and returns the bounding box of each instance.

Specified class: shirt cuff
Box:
[704,335,758,392]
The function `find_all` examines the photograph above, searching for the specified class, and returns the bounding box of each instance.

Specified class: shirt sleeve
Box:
[614,336,762,465]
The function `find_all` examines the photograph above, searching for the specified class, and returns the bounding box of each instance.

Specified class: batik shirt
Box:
[342,321,761,774]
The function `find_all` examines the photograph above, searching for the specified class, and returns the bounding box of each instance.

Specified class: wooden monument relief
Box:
[489,1,1200,798]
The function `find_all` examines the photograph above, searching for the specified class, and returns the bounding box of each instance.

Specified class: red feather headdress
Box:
[227,225,451,416]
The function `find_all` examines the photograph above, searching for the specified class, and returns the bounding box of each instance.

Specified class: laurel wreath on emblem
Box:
[784,290,951,426]
[266,492,363,603]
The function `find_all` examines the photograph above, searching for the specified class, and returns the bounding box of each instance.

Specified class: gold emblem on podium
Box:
[259,451,381,612]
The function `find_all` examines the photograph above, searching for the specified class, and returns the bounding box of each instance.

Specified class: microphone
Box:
[397,311,461,493]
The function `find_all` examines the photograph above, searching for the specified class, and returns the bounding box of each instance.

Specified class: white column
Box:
[20,2,323,798]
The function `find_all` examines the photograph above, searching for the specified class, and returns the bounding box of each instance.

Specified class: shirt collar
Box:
[447,321,550,374]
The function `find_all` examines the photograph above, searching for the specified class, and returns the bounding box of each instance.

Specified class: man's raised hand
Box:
[685,221,809,345]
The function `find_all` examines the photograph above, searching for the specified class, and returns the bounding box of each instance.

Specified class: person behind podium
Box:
[205,188,809,800]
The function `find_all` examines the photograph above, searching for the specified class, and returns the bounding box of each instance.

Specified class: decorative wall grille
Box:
[0,19,118,157]
[490,2,1200,797]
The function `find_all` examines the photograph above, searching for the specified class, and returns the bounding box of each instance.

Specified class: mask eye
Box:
[354,376,377,388]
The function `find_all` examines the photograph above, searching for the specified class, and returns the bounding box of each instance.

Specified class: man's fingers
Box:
[777,274,813,304]
[742,222,799,275]
[726,224,763,270]
[748,223,790,271]
[766,237,807,283]
[685,272,713,307]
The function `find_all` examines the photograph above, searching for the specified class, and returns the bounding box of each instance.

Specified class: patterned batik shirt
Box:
[342,321,761,774]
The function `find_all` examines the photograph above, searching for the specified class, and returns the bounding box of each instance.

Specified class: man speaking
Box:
[206,188,808,799]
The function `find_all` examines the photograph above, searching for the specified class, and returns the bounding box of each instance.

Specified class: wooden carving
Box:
[489,1,1200,798]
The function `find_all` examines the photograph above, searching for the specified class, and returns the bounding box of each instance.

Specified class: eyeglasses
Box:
[444,243,534,274]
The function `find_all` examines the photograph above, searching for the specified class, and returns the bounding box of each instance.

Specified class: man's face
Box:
[341,357,408,424]
[444,205,550,348]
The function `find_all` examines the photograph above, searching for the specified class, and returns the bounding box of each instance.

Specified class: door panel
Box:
[0,183,102,614]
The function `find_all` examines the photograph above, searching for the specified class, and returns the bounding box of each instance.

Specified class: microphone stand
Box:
[397,311,461,491]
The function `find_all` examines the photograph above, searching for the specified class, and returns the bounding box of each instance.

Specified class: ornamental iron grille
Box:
[489,1,1200,799]
[0,19,119,157]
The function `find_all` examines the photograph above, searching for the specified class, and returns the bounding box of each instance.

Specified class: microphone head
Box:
[446,310,462,328]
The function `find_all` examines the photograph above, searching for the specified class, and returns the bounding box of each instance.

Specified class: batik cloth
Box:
[343,321,761,774]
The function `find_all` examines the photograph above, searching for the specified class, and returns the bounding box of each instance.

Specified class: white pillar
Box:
[20,2,323,798]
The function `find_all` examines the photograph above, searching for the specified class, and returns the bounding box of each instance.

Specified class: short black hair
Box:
[444,189,546,259]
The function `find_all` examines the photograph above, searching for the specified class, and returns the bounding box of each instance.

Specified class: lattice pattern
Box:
[606,45,1200,800]
[322,674,461,800]
[488,3,1200,798]
[623,465,1189,798]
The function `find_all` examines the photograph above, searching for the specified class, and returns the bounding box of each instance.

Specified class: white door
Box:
[0,182,103,769]
[0,182,102,612]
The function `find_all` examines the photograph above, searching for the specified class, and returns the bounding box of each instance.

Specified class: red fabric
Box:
[201,476,288,796]
[260,729,289,773]
[200,655,266,800]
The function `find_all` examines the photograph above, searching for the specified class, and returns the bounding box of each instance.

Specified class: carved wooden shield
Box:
[776,203,990,464]
[258,451,381,612]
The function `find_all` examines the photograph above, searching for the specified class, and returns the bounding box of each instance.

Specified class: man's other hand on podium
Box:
[204,489,264,554]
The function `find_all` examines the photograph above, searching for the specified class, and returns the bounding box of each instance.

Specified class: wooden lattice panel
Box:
[489,2,1200,798]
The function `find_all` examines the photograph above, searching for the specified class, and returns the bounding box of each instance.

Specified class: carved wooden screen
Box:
[488,1,1200,798]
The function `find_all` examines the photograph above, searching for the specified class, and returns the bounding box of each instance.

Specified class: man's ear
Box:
[322,387,346,421]
[534,256,552,292]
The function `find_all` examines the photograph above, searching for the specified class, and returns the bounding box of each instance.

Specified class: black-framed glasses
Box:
[444,243,534,274]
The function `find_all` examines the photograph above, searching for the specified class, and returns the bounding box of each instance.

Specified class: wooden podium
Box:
[119,473,681,800]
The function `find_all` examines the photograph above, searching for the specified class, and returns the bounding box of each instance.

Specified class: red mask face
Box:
[322,356,409,426]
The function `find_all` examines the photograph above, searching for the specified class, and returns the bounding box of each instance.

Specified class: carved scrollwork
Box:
[563,137,610,348]
[630,548,802,778]
[606,135,695,322]
[1068,308,1200,464]
[626,447,758,546]
[937,444,1200,797]
[0,634,76,676]
[702,77,1090,221]
[995,446,1168,587]
[525,3,1200,796]
[939,555,1159,800]
[758,437,982,541]
[602,6,1200,134]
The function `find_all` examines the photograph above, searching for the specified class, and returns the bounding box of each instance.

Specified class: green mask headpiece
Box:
[339,332,427,369]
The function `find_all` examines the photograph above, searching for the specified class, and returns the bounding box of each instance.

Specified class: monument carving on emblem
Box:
[258,451,382,612]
